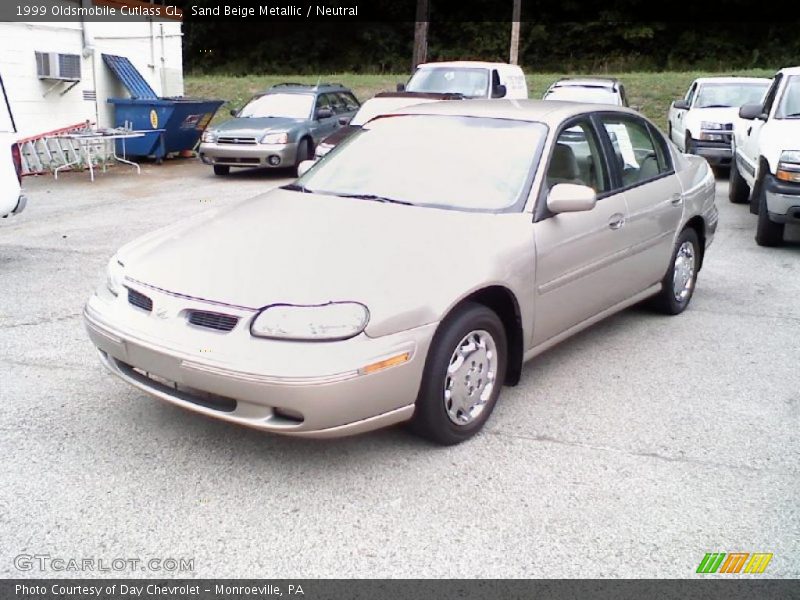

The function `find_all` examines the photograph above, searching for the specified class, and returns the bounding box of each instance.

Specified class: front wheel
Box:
[213,165,230,176]
[410,303,507,445]
[685,134,696,155]
[755,190,785,247]
[728,159,750,204]
[295,138,312,174]
[649,228,700,315]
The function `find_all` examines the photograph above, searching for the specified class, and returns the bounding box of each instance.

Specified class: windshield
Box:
[775,76,800,118]
[239,93,314,119]
[296,115,546,211]
[544,86,621,105]
[406,68,489,98]
[694,83,769,108]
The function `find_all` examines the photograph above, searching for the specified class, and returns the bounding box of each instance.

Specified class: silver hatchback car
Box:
[86,100,717,445]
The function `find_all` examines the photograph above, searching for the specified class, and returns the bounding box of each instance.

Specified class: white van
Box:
[400,61,528,100]
[0,72,25,219]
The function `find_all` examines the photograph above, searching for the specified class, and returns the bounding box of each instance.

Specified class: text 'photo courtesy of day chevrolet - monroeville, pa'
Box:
[0,1,797,599]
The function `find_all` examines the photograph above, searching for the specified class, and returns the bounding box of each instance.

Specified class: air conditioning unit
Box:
[35,52,81,81]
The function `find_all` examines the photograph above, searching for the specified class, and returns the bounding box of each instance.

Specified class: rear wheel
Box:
[213,165,230,176]
[649,228,700,315]
[755,189,785,247]
[728,159,750,204]
[410,303,507,445]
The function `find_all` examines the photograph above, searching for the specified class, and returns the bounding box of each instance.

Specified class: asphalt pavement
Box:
[1,160,798,578]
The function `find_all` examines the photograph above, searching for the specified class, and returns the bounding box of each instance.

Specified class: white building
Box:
[0,8,183,139]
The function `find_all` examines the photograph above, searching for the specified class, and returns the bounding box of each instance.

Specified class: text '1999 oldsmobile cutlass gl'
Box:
[85,100,718,445]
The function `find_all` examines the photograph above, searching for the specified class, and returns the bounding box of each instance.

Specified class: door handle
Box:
[608,214,626,230]
[670,193,683,206]
[747,126,752,136]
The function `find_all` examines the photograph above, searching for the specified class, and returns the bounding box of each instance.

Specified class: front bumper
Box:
[84,287,437,438]
[693,140,732,166]
[764,174,800,224]
[2,194,26,218]
[198,141,299,168]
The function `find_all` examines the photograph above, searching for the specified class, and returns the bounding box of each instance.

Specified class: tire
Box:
[685,133,696,155]
[213,165,230,176]
[295,138,312,174]
[755,188,785,247]
[410,303,507,445]
[728,159,750,204]
[649,228,701,315]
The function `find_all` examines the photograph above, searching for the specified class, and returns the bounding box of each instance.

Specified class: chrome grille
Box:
[217,136,257,145]
[187,310,239,332]
[127,288,153,312]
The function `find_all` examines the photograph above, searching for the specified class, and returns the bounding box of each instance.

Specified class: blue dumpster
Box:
[103,54,222,161]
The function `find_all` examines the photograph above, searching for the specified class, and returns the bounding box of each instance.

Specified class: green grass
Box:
[185,69,776,129]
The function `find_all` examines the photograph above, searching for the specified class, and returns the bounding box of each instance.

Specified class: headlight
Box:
[201,130,217,143]
[777,150,800,183]
[699,121,728,141]
[260,132,289,145]
[105,256,125,297]
[250,302,369,341]
[315,142,334,157]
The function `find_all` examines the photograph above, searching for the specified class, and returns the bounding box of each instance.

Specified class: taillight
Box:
[11,143,22,184]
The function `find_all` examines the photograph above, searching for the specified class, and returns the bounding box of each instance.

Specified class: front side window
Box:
[406,68,489,98]
[685,83,697,105]
[239,93,314,119]
[694,83,770,108]
[545,122,609,192]
[296,115,547,211]
[775,75,800,119]
[600,117,667,187]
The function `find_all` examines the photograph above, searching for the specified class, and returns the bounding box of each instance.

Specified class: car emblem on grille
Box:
[155,307,169,319]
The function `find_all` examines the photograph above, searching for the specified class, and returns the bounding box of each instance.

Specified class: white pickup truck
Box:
[667,77,770,168]
[729,67,800,246]
[1,73,25,219]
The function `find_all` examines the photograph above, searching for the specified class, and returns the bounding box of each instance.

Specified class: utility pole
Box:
[412,0,429,70]
[509,0,521,65]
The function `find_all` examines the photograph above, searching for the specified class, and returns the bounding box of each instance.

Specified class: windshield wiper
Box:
[698,104,731,108]
[282,183,311,193]
[784,112,800,118]
[329,192,413,205]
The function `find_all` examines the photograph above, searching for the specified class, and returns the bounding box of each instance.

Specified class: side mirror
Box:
[673,99,690,110]
[739,103,766,120]
[316,107,333,120]
[491,84,507,99]
[229,108,238,117]
[547,184,597,214]
[396,82,406,92]
[297,160,315,177]
[337,116,351,126]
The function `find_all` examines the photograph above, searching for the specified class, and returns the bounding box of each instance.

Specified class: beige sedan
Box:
[85,100,718,445]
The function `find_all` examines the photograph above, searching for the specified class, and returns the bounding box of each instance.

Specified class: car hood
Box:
[213,117,304,136]
[689,106,739,124]
[118,189,532,336]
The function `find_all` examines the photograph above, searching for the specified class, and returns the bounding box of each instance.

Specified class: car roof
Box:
[692,76,772,85]
[777,66,800,76]
[416,61,518,70]
[551,78,620,89]
[263,83,350,94]
[385,99,640,126]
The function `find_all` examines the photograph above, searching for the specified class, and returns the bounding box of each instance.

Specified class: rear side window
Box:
[599,117,670,188]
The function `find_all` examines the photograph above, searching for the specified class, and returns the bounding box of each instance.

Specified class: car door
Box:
[596,114,684,293]
[531,118,633,346]
[672,82,696,147]
[310,94,339,145]
[740,74,782,182]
